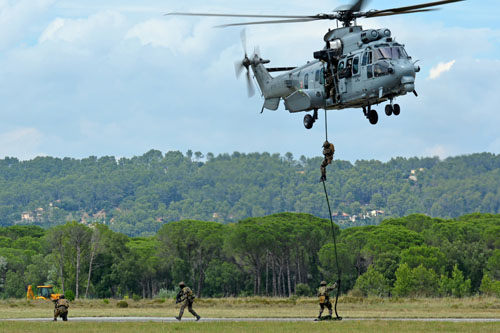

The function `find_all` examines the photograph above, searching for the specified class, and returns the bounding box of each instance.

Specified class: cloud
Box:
[0,128,45,159]
[125,17,217,55]
[429,60,456,80]
[0,0,497,161]
[39,11,126,44]
[0,0,55,49]
[423,145,453,160]
[488,137,500,154]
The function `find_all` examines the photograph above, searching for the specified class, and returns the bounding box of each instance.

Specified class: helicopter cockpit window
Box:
[374,61,390,77]
[352,57,359,75]
[315,70,320,82]
[374,47,408,61]
[362,52,372,66]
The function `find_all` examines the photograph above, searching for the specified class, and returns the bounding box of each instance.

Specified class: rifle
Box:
[175,290,183,304]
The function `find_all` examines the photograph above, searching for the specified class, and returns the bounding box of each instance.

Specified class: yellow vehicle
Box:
[27,285,61,301]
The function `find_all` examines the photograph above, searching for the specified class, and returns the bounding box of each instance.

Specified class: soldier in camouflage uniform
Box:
[316,281,337,320]
[175,282,200,321]
[320,141,335,182]
[53,294,69,321]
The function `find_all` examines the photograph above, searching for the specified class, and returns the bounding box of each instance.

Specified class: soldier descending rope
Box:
[320,140,335,182]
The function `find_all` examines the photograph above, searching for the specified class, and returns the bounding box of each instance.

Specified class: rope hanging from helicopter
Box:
[321,109,342,320]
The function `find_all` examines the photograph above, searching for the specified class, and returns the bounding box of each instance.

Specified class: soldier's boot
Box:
[189,307,199,319]
[62,314,68,321]
[175,316,181,321]
[53,318,57,321]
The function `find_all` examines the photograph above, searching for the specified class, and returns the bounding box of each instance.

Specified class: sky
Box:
[0,0,499,161]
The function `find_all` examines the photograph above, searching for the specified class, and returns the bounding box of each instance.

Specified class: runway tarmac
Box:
[5,317,500,323]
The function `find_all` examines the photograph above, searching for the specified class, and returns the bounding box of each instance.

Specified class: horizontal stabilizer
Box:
[266,67,296,72]
[264,98,280,111]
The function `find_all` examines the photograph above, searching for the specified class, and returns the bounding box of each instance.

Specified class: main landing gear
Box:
[363,106,378,125]
[385,103,401,116]
[304,109,319,129]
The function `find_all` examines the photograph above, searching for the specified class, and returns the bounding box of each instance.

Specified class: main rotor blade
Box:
[165,12,314,19]
[240,29,247,56]
[246,71,255,97]
[349,0,367,12]
[216,18,322,28]
[367,0,464,16]
[366,8,438,18]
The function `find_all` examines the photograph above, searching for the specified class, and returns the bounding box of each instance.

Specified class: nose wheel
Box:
[393,104,401,116]
[385,103,401,116]
[303,109,319,129]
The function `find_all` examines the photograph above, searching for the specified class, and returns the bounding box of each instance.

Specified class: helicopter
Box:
[167,0,464,129]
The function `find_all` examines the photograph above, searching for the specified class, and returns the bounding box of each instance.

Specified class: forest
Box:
[0,213,499,300]
[1,150,500,237]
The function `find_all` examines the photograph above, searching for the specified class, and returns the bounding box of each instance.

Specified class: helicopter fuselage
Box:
[251,25,420,125]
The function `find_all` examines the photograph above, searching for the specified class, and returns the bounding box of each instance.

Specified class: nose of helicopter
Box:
[393,61,415,93]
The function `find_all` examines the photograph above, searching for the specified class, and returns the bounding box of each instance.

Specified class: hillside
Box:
[1,150,499,236]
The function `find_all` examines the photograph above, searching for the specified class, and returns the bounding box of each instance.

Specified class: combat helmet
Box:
[323,141,330,148]
[59,295,65,299]
[178,281,186,288]
[320,281,327,286]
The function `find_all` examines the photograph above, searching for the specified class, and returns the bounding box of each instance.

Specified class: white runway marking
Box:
[4,317,500,323]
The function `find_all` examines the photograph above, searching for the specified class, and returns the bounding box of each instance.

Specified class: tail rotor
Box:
[235,29,255,97]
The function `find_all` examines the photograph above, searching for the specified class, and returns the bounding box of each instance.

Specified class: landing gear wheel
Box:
[385,104,393,116]
[393,104,401,116]
[304,114,314,129]
[368,110,378,125]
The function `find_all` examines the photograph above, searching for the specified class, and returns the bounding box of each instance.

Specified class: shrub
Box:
[132,294,141,302]
[153,298,165,303]
[348,289,364,298]
[480,274,500,297]
[116,300,128,308]
[393,263,438,297]
[155,289,177,300]
[102,299,109,304]
[438,265,471,297]
[64,290,75,302]
[295,283,313,297]
[354,266,390,297]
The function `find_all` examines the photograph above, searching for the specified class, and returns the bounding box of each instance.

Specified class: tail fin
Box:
[249,54,272,98]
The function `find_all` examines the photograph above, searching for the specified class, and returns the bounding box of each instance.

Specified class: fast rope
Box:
[321,108,342,320]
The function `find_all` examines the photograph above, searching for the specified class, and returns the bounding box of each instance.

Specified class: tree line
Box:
[0,213,499,299]
[1,151,500,236]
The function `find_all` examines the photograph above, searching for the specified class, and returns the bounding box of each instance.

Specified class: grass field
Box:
[0,296,499,319]
[0,297,499,332]
[0,321,500,333]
